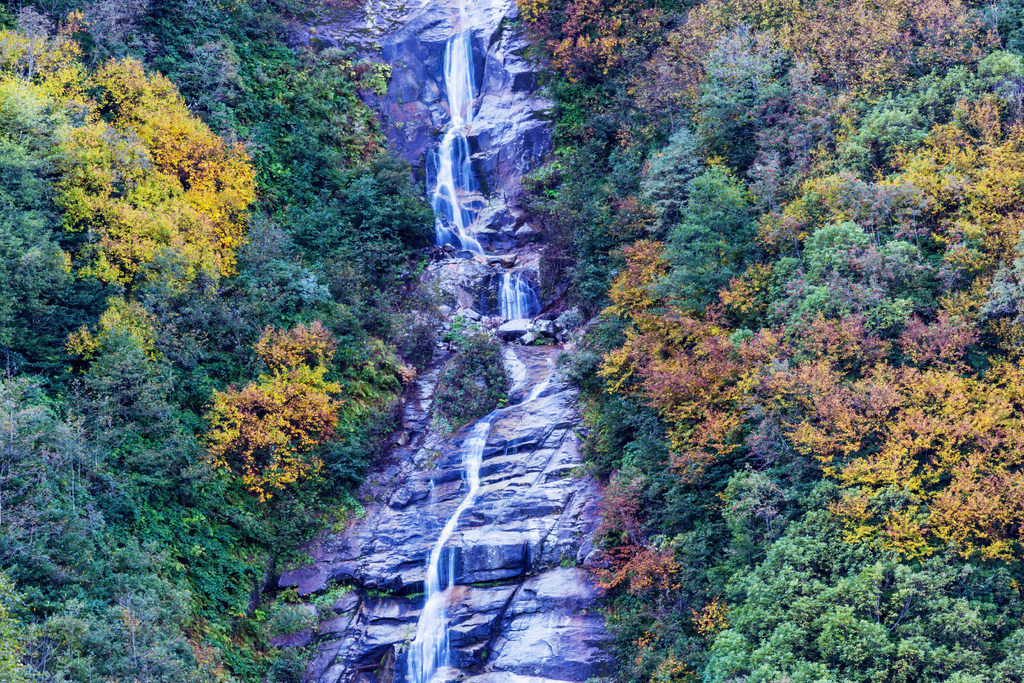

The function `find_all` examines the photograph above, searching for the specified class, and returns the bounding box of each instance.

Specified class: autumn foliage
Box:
[56,59,255,286]
[206,323,341,501]
[601,233,1024,561]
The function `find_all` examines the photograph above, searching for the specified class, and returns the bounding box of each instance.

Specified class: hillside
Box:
[3,0,1024,682]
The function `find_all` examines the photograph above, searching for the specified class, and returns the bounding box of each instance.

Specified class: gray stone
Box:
[534,319,556,338]
[487,254,518,268]
[288,347,607,682]
[497,318,531,340]
[270,630,313,648]
[280,2,607,680]
[519,332,538,345]
[319,613,355,636]
[333,591,360,614]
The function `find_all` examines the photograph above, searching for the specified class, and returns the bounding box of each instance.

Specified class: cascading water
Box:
[405,416,491,683]
[406,378,554,683]
[500,271,541,320]
[430,5,482,254]
[406,11,550,674]
[429,2,542,324]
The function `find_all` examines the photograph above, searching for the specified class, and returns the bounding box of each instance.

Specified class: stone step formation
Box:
[279,1,610,681]
[279,348,612,681]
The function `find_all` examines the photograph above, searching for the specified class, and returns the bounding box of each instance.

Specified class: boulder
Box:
[497,318,530,340]
[270,630,313,648]
[519,331,538,345]
[534,319,555,338]
[487,254,518,268]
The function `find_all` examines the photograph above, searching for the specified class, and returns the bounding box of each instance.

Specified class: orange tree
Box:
[602,231,1024,563]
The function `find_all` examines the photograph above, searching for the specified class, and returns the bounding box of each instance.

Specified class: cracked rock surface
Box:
[296,0,552,252]
[280,346,612,682]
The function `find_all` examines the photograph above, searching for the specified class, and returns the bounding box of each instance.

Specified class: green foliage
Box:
[0,0,429,679]
[263,602,315,638]
[708,510,1024,683]
[641,127,701,236]
[524,0,1024,680]
[662,166,756,312]
[0,573,31,682]
[695,28,786,170]
[433,331,508,430]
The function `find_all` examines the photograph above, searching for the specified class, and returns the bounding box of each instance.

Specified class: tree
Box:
[662,167,757,312]
[206,322,341,501]
[57,58,255,286]
[0,572,31,682]
[641,127,701,236]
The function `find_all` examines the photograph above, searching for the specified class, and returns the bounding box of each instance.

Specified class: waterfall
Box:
[430,5,482,254]
[500,271,540,321]
[406,9,551,673]
[406,365,555,683]
[405,415,492,683]
[429,2,540,321]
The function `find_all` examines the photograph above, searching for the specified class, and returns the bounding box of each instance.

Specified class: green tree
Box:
[0,572,31,682]
[641,127,701,236]
[663,166,756,311]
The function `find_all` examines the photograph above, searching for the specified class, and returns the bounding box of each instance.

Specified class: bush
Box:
[396,314,438,370]
[433,331,507,430]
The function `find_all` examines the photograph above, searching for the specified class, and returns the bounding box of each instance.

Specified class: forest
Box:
[521,0,1024,680]
[0,0,433,678]
[3,0,1024,680]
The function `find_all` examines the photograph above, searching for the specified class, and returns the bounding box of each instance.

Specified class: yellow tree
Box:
[57,58,255,286]
[206,323,342,501]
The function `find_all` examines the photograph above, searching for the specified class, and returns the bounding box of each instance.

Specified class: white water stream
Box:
[408,8,550,675]
[428,2,539,322]
[406,369,553,682]
[429,4,482,253]
[500,271,541,321]
[404,415,491,682]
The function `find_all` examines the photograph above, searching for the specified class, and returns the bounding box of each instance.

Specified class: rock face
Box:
[298,0,552,251]
[279,3,608,681]
[281,347,612,682]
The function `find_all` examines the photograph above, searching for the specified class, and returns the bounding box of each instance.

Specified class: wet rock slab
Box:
[283,346,612,682]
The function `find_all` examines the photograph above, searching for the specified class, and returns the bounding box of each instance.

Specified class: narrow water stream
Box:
[428,1,539,321]
[406,371,553,683]
[429,3,481,253]
[286,3,612,679]
[407,6,550,677]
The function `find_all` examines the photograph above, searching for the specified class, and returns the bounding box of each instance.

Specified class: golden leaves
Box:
[206,324,342,502]
[600,234,1024,560]
[55,58,255,286]
[692,597,730,638]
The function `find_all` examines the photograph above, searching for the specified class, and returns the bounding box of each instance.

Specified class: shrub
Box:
[433,331,507,430]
